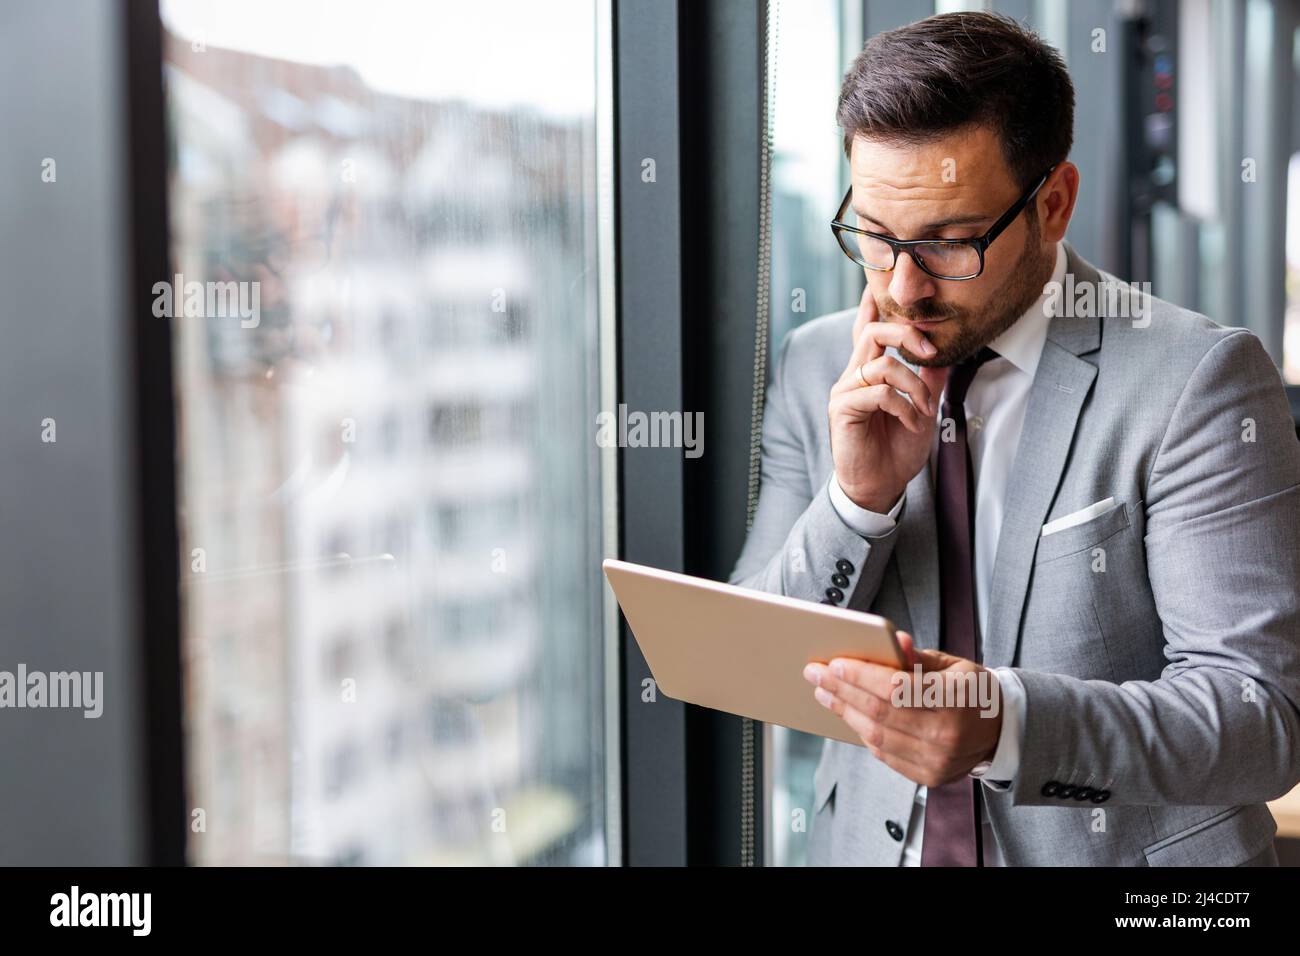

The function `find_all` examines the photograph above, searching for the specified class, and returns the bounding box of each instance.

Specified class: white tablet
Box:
[602,558,904,746]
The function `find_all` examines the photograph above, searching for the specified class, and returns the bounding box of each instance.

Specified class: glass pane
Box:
[161,0,610,865]
[765,0,854,868]
[768,0,860,363]
[1285,151,1300,383]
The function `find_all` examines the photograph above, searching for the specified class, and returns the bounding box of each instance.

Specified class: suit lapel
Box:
[981,335,1098,667]
[896,242,1103,668]
[982,243,1102,667]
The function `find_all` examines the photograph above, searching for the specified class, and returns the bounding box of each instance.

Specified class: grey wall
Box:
[0,0,148,864]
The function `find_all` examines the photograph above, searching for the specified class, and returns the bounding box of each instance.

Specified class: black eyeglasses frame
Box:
[830,165,1057,281]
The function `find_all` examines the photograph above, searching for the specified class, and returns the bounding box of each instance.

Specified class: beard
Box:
[879,220,1057,368]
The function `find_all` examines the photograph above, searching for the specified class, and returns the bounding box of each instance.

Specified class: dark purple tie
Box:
[921,345,998,867]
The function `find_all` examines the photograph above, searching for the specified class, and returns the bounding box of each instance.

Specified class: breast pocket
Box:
[1035,498,1130,565]
[1020,500,1134,681]
[1022,498,1162,682]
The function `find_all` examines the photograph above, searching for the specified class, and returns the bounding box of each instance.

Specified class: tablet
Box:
[602,558,905,746]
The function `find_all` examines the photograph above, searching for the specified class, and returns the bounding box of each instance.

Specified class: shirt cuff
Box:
[969,667,1026,791]
[827,475,904,538]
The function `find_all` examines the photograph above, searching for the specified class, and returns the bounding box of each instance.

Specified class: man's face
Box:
[847,125,1056,366]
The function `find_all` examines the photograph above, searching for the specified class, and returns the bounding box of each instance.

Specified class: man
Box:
[729,11,1300,866]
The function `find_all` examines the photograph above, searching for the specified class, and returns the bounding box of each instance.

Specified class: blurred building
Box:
[165,34,604,866]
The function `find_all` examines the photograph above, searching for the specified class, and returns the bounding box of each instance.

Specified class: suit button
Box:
[836,559,854,575]
[1090,789,1111,804]
[885,820,904,842]
[824,587,844,603]
[1072,787,1094,801]
[831,573,849,589]
[1057,784,1077,799]
[1041,780,1060,797]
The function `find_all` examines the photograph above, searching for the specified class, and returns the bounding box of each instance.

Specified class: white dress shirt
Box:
[826,241,1065,865]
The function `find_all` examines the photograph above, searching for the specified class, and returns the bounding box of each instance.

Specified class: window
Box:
[164,0,612,866]
[764,0,859,868]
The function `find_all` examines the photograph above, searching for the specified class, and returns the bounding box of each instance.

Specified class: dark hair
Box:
[837,11,1073,191]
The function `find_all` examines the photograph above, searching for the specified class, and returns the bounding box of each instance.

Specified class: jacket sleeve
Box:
[728,327,901,613]
[1010,330,1300,807]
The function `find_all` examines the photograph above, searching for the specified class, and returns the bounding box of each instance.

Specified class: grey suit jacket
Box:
[729,243,1300,866]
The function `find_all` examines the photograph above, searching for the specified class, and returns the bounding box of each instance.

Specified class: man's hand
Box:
[802,630,1004,787]
[829,285,950,513]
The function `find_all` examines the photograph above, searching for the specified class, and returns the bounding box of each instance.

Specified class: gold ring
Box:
[855,363,868,388]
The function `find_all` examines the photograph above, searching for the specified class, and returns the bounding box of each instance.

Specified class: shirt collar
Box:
[986,241,1065,379]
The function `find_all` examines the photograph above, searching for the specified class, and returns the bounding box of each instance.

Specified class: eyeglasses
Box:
[830,165,1056,281]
